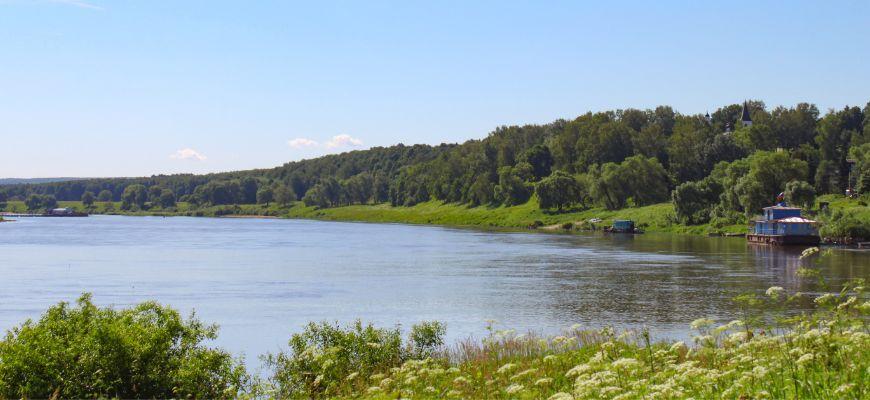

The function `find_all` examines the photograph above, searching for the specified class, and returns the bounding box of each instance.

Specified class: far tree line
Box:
[1,101,869,224]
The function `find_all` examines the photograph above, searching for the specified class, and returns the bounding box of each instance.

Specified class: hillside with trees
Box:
[2,101,868,234]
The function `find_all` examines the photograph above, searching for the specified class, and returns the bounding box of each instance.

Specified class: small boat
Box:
[604,219,643,234]
[45,208,88,217]
[747,204,819,246]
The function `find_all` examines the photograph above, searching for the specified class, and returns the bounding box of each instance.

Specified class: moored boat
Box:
[604,219,643,234]
[747,205,819,246]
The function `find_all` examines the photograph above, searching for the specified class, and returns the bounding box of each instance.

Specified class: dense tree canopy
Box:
[2,100,868,224]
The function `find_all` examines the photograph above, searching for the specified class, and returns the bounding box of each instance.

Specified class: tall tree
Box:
[121,184,148,210]
[520,144,554,181]
[81,191,95,208]
[536,170,581,210]
[97,190,113,202]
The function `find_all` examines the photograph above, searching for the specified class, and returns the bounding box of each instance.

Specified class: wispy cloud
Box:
[287,135,365,152]
[169,148,207,162]
[287,138,319,148]
[325,134,363,149]
[47,0,103,10]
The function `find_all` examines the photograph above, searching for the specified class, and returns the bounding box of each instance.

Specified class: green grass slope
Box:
[4,194,867,236]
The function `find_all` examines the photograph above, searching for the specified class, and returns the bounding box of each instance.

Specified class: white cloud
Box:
[287,138,319,148]
[48,0,103,10]
[169,148,207,161]
[325,134,363,149]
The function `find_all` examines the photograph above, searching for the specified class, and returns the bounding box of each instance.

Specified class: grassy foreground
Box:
[3,194,867,236]
[0,278,867,399]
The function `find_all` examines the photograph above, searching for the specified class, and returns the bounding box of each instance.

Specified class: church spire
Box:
[740,101,753,127]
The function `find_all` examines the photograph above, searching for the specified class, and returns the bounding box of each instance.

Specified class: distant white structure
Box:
[50,208,74,216]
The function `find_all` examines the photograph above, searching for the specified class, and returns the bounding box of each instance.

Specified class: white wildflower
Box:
[566,364,592,378]
[814,293,835,305]
[497,363,517,374]
[838,296,857,310]
[535,377,553,386]
[690,318,714,330]
[510,368,537,381]
[611,357,641,370]
[796,353,814,365]
[800,246,819,259]
[835,383,855,395]
[505,383,525,394]
[765,286,785,299]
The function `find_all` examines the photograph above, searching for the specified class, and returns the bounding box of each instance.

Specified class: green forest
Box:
[2,101,869,235]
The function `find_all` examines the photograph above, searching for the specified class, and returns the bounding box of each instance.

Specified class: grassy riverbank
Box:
[1,280,867,399]
[3,194,867,236]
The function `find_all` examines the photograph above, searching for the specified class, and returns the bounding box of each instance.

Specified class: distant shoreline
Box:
[2,194,865,240]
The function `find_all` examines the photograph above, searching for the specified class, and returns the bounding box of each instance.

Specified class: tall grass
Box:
[0,275,867,398]
[263,280,868,399]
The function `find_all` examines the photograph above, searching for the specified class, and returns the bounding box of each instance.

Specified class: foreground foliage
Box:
[0,294,249,399]
[0,279,866,399]
[266,281,868,399]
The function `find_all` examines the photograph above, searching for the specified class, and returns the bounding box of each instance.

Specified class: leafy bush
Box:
[0,294,249,399]
[264,320,445,398]
[820,209,870,239]
[408,321,446,359]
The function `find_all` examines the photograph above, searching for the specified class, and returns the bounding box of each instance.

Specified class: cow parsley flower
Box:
[535,378,553,386]
[796,353,814,365]
[765,286,785,300]
[690,318,714,330]
[814,293,835,306]
[505,384,525,394]
[497,363,517,374]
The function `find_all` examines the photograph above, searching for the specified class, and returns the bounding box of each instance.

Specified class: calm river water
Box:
[1,215,867,368]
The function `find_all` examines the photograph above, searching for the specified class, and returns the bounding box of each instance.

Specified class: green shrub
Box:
[264,320,446,398]
[408,321,446,359]
[0,294,249,399]
[821,209,870,239]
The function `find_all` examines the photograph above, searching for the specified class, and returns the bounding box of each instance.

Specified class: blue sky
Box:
[1,1,869,178]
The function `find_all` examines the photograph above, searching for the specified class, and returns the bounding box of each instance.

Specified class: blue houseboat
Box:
[747,205,819,245]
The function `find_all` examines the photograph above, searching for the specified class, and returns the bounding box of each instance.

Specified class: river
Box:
[1,215,867,368]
